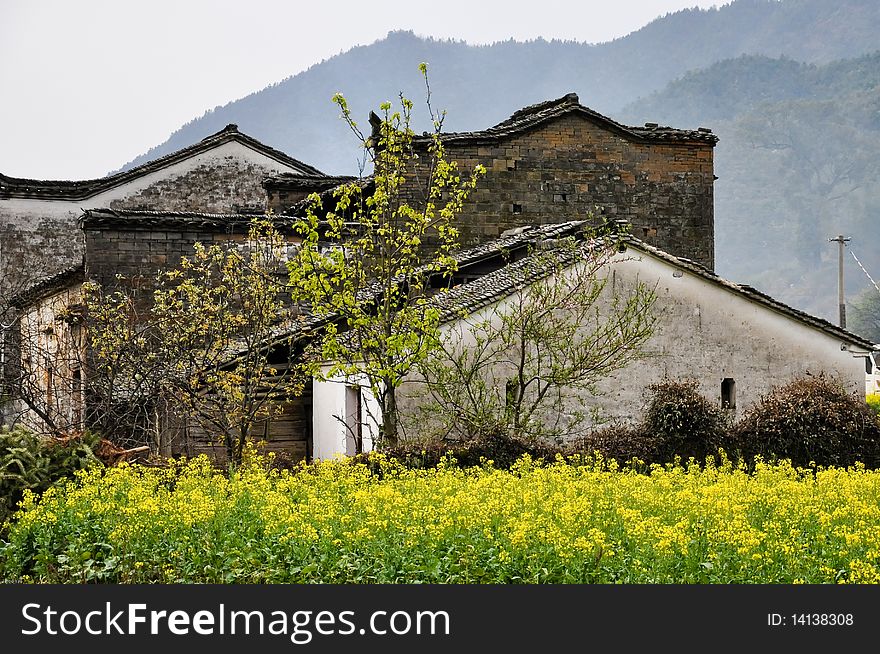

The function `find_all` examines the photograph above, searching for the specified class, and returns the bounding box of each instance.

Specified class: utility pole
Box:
[830,234,851,328]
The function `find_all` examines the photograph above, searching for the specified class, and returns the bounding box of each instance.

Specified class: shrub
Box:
[732,375,880,468]
[571,423,656,467]
[370,429,564,471]
[639,380,730,462]
[0,426,102,527]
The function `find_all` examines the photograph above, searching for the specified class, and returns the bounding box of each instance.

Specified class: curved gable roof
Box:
[0,125,326,201]
[415,93,718,147]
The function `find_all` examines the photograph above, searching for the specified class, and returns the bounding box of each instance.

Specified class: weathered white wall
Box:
[399,247,870,439]
[312,369,379,460]
[595,249,868,423]
[16,283,85,433]
[0,140,309,294]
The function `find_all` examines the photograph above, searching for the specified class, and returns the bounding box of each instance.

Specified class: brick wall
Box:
[413,114,716,269]
[83,227,240,290]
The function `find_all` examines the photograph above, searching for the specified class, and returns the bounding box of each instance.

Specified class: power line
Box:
[851,250,880,297]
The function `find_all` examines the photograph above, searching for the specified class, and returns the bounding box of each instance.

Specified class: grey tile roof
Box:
[79,208,299,233]
[10,262,85,308]
[0,125,326,201]
[282,176,375,218]
[263,173,358,192]
[416,93,719,147]
[429,225,875,351]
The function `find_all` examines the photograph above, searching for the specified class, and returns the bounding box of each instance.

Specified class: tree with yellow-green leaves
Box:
[85,217,304,463]
[288,65,485,447]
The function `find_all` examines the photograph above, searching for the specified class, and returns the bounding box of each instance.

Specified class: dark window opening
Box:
[512,203,523,215]
[553,193,567,203]
[721,378,736,410]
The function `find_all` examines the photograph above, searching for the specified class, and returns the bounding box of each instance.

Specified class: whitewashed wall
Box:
[398,246,870,439]
[312,368,379,460]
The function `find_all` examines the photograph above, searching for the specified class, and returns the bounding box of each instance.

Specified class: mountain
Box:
[116,0,880,328]
[119,0,880,176]
[621,52,880,324]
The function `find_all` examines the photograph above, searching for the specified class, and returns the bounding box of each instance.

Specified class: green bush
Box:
[0,426,102,527]
[639,380,730,462]
[732,376,880,468]
[371,429,564,471]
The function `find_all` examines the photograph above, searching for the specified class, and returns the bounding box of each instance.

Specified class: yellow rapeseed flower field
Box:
[3,452,880,583]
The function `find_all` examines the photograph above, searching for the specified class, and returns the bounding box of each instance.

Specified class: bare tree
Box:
[84,217,306,462]
[413,234,658,443]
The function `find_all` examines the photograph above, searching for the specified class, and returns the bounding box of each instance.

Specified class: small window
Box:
[721,378,736,410]
[512,203,523,215]
[553,193,567,203]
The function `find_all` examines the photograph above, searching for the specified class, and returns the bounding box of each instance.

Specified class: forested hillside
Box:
[117,0,880,328]
[621,53,880,324]
[120,0,880,176]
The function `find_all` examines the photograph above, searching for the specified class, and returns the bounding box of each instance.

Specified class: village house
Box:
[2,94,874,461]
[0,125,337,426]
[315,222,875,458]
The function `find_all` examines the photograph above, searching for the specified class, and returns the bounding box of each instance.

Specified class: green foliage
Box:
[732,375,880,468]
[849,288,880,344]
[0,426,101,527]
[867,394,880,417]
[7,453,880,583]
[288,66,485,446]
[640,380,730,462]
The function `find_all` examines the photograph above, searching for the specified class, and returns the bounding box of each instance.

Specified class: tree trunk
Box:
[382,385,399,447]
[234,423,248,466]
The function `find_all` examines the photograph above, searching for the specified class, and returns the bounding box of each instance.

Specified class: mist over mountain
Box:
[118,0,880,328]
[119,0,880,176]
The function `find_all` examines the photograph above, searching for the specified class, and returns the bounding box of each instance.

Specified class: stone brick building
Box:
[272,92,718,270]
[423,93,717,269]
[0,125,330,429]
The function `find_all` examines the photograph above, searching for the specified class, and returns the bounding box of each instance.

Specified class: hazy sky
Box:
[0,0,724,179]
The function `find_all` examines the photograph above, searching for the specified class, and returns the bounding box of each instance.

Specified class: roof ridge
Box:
[1,125,325,200]
[504,92,580,122]
[425,94,718,146]
[10,261,85,308]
